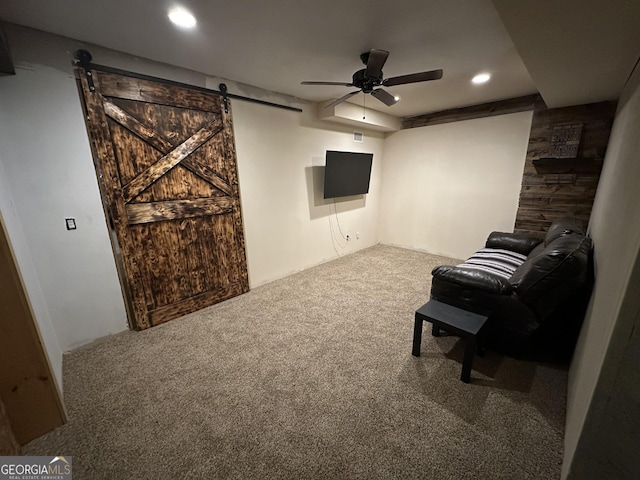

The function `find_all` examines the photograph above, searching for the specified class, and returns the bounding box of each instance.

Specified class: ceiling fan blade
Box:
[365,49,389,78]
[371,88,399,106]
[324,90,360,108]
[301,81,354,86]
[383,69,443,87]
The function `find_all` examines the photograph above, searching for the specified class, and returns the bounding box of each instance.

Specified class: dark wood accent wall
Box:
[515,98,617,238]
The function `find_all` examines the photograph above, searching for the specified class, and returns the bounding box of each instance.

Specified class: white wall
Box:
[563,61,640,478]
[379,112,532,260]
[0,24,385,392]
[205,77,384,286]
[0,160,64,392]
[1,25,532,402]
[0,28,133,375]
[0,58,130,346]
[0,25,225,365]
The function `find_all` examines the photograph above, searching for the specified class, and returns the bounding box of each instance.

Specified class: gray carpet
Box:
[25,245,566,479]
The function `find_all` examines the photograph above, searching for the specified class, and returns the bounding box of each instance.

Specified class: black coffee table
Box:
[412,300,489,383]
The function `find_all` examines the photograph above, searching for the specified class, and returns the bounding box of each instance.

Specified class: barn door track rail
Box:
[74,49,302,113]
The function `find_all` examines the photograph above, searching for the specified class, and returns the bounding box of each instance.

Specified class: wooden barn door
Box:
[78,69,249,329]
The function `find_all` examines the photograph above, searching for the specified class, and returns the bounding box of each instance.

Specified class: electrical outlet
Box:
[346,234,351,241]
[356,232,360,239]
[65,218,77,230]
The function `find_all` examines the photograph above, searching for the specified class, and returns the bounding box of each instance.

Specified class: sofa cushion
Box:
[510,233,592,305]
[545,217,587,245]
[432,265,513,294]
[456,248,527,280]
[485,232,543,256]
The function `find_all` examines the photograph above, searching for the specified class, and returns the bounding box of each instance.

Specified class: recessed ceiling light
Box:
[168,7,197,29]
[472,73,491,84]
[394,95,400,102]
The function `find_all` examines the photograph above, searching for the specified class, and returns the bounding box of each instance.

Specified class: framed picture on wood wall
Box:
[549,123,583,158]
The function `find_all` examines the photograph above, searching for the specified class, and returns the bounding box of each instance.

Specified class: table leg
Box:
[478,331,486,357]
[431,323,440,337]
[412,315,423,357]
[461,336,476,383]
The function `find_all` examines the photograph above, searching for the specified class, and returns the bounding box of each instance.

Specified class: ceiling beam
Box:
[401,94,540,129]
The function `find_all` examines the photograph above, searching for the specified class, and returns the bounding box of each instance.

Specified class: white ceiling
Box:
[1,0,638,118]
[493,0,640,109]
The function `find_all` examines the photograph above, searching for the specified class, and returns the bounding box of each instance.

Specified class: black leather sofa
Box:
[430,217,593,354]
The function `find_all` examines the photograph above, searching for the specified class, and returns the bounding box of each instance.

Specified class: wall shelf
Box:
[532,157,604,174]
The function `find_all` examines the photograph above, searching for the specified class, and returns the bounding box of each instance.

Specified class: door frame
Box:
[0,212,66,444]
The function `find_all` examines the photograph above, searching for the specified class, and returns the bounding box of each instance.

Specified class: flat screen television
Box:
[323,150,373,199]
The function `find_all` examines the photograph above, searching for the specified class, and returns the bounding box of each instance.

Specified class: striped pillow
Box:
[457,248,527,280]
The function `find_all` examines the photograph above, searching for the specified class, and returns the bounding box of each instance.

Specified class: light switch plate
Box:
[65,218,76,230]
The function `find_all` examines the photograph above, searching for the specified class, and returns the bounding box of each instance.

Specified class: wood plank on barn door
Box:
[78,68,249,330]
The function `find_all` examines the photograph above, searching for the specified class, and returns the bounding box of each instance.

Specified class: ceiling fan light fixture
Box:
[302,49,443,108]
[472,72,491,84]
[168,7,197,29]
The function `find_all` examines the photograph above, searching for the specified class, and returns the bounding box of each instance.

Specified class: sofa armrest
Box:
[432,265,513,295]
[485,232,542,256]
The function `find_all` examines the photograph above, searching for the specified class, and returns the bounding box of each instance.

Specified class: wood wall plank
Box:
[514,98,617,237]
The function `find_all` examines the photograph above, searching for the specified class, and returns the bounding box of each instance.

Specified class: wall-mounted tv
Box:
[323,150,373,199]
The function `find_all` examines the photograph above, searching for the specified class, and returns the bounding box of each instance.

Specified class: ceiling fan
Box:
[301,49,443,108]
